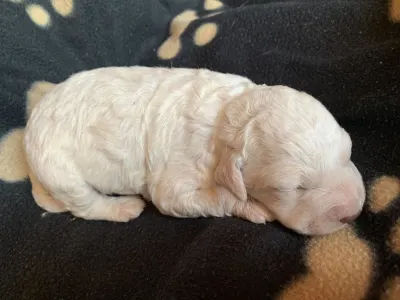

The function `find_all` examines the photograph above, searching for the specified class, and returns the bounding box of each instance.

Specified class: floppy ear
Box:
[215,148,247,201]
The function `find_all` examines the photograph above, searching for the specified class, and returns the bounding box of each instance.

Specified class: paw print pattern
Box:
[157,10,199,60]
[278,176,400,300]
[157,0,223,60]
[8,0,74,29]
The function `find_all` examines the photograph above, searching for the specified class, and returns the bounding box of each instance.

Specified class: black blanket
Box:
[0,0,399,299]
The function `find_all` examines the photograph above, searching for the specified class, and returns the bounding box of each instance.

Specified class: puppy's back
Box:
[24,66,254,196]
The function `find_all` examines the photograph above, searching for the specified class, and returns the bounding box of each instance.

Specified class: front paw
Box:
[232,200,274,224]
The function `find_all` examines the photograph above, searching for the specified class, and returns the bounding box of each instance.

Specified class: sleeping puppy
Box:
[24,66,365,235]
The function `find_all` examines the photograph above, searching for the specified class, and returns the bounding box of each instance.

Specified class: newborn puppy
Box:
[24,66,365,235]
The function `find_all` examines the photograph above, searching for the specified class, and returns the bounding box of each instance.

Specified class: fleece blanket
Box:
[0,0,399,299]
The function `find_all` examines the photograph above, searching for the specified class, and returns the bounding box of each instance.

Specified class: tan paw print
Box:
[278,176,400,300]
[369,176,400,213]
[390,0,400,22]
[204,0,223,11]
[0,128,28,182]
[157,0,223,60]
[278,227,374,300]
[0,81,55,182]
[8,0,74,28]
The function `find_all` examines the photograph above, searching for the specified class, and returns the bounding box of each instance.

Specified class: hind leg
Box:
[48,180,146,222]
[69,193,146,222]
[33,157,145,222]
[29,171,67,213]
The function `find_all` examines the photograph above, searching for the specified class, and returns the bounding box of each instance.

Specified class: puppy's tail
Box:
[26,81,56,119]
[25,81,66,213]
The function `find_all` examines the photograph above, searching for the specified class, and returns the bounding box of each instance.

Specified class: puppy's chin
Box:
[290,220,347,236]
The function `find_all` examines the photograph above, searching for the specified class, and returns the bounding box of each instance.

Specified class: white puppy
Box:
[24,66,365,235]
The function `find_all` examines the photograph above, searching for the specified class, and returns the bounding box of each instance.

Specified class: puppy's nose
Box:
[340,211,361,224]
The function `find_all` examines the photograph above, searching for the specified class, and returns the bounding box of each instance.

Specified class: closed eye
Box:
[274,184,308,193]
[276,187,293,193]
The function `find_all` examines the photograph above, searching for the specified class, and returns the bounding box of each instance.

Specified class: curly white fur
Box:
[24,66,365,235]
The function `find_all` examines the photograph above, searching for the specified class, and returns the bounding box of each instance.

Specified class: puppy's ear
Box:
[215,148,247,201]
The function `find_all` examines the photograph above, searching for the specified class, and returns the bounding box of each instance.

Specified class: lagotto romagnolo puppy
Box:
[24,66,365,235]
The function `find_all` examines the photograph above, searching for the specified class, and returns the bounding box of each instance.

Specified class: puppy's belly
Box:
[76,150,147,197]
[83,168,146,196]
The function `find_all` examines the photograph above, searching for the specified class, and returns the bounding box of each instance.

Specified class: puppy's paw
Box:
[233,200,274,224]
[71,195,146,222]
[113,196,146,222]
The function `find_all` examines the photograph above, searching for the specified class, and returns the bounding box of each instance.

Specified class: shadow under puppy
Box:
[24,66,365,235]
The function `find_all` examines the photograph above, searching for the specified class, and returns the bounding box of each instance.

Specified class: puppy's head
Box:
[215,85,365,235]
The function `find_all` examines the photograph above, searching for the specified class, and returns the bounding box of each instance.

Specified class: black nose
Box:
[340,211,361,224]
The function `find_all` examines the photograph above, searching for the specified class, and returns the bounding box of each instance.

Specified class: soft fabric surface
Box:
[0,0,399,299]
